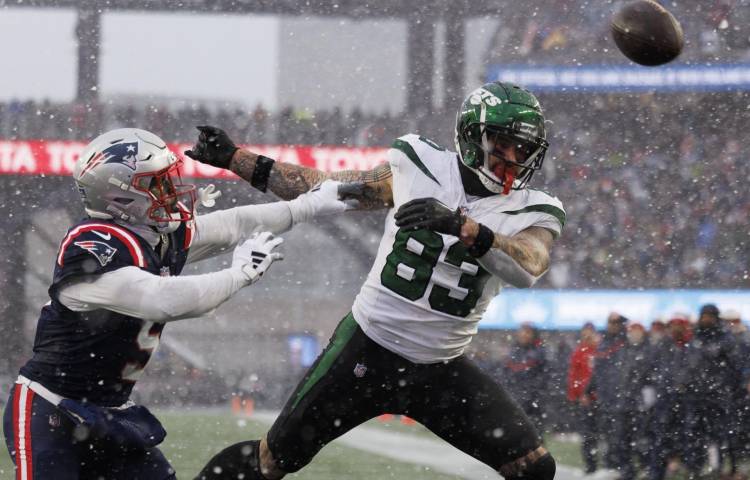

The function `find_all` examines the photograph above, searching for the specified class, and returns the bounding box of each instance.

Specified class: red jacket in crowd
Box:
[567,342,597,402]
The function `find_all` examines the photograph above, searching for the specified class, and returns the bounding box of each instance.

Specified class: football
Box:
[610,0,684,66]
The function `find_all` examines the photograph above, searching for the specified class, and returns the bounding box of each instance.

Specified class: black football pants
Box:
[267,312,543,473]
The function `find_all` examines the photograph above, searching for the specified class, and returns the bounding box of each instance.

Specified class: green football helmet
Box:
[454,82,548,194]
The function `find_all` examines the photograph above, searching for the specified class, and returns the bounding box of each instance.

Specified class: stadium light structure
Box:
[3,0,503,109]
[7,0,500,18]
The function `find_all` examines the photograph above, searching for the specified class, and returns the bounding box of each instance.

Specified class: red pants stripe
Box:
[12,384,34,480]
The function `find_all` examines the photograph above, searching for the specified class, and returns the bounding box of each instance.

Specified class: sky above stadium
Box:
[0,7,496,113]
[0,8,279,108]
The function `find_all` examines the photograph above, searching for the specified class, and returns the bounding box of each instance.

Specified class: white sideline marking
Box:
[252,411,588,480]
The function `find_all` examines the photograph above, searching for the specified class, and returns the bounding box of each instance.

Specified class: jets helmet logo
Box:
[74,240,118,267]
[79,141,139,178]
[468,87,502,107]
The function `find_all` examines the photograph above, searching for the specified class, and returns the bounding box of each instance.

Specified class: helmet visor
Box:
[486,129,544,168]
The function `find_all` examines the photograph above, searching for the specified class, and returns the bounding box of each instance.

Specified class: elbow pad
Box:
[477,248,541,288]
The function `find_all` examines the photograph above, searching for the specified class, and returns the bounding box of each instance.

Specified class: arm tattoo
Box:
[230,150,327,200]
[267,162,327,200]
[491,228,552,276]
[332,163,393,184]
[230,150,392,208]
[331,164,394,210]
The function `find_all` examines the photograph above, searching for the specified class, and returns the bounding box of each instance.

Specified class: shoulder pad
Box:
[527,190,565,215]
[389,134,446,186]
[57,222,147,270]
[504,190,566,234]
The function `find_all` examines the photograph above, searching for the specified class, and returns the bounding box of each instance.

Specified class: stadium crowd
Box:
[476,305,750,479]
[2,91,749,291]
[485,0,750,65]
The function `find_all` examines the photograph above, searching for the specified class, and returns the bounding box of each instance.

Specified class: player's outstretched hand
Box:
[394,198,464,237]
[184,125,238,170]
[233,232,284,284]
[288,179,356,223]
[198,184,222,208]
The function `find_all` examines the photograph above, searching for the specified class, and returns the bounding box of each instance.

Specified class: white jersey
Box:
[352,134,565,363]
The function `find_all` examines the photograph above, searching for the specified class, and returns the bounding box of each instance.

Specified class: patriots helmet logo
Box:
[79,141,138,178]
[74,240,118,267]
[101,142,138,170]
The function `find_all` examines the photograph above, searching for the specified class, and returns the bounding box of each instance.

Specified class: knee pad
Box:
[503,452,556,480]
[194,440,264,480]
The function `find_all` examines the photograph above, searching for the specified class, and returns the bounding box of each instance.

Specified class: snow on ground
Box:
[253,411,605,480]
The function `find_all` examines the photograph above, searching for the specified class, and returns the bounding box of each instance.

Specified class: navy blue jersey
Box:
[20,218,194,406]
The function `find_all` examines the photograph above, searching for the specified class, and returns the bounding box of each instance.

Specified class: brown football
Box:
[610,0,684,66]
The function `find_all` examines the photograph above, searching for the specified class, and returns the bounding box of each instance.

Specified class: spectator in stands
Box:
[503,322,549,432]
[648,320,667,347]
[546,334,573,433]
[607,318,652,480]
[625,323,652,470]
[725,310,750,464]
[647,317,694,480]
[2,91,750,291]
[566,322,599,475]
[682,304,750,476]
[587,312,634,478]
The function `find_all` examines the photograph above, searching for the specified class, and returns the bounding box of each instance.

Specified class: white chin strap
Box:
[160,200,195,234]
[476,166,506,194]
[155,219,180,234]
[154,210,185,234]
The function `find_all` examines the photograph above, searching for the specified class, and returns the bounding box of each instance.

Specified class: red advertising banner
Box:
[0,140,389,177]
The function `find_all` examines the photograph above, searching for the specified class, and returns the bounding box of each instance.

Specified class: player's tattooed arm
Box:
[491,226,553,276]
[332,164,394,210]
[230,150,393,209]
[460,221,553,277]
[229,150,325,199]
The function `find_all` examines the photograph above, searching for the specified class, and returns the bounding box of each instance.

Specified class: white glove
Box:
[198,184,222,208]
[232,232,284,284]
[287,179,355,224]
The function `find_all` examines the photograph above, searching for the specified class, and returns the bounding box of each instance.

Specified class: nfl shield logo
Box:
[353,363,367,378]
[49,414,61,427]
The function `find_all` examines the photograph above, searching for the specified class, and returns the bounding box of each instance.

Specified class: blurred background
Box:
[1,0,750,476]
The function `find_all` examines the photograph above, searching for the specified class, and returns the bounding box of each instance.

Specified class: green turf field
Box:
[161,411,459,479]
[0,410,589,479]
[0,411,461,479]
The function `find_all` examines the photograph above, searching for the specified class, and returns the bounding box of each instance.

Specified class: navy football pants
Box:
[3,383,175,480]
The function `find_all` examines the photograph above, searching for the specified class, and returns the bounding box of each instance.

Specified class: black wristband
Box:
[468,224,494,258]
[250,155,275,192]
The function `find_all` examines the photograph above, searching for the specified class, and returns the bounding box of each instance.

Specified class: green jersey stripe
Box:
[502,204,566,227]
[291,312,358,410]
[391,139,441,186]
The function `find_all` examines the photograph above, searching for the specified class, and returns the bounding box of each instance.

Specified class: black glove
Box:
[184,125,238,169]
[394,198,465,237]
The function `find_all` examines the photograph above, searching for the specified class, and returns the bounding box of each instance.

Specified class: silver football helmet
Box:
[74,128,196,234]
